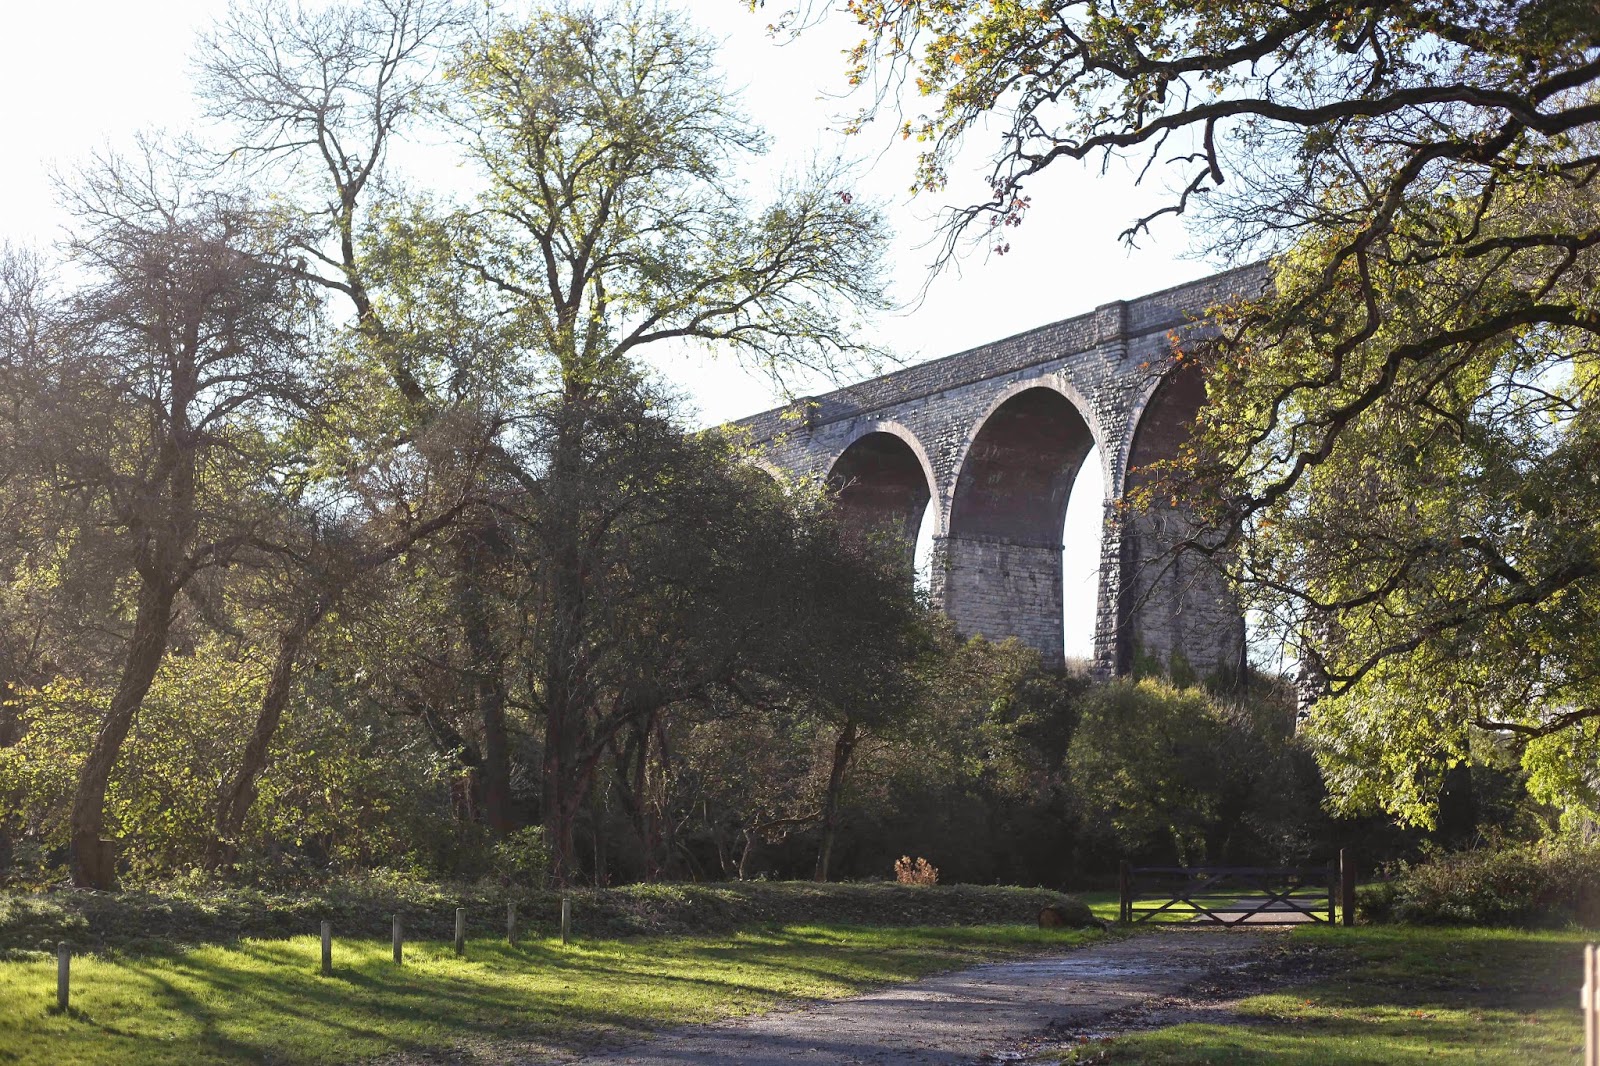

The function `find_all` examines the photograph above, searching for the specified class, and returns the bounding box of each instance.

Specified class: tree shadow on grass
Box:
[10,925,1101,1065]
[1085,927,1588,1066]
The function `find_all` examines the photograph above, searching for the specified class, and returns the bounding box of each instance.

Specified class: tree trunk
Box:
[0,677,19,748]
[542,691,583,885]
[813,720,859,883]
[206,606,324,871]
[69,576,179,888]
[458,529,513,834]
[1437,761,1478,850]
[543,757,591,886]
[541,394,590,886]
[208,508,465,870]
[0,676,21,872]
[738,831,756,881]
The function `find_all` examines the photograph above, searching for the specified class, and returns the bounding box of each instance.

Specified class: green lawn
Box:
[0,923,1101,1066]
[1063,924,1590,1064]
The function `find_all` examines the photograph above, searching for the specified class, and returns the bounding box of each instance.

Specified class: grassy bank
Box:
[1066,924,1589,1064]
[0,923,1101,1066]
[0,879,1093,958]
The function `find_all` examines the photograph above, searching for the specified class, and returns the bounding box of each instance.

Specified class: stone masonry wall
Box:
[731,262,1270,679]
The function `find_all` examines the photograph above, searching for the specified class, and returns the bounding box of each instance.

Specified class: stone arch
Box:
[943,377,1107,513]
[825,422,937,552]
[939,385,1100,667]
[1121,360,1205,490]
[1115,360,1244,681]
[747,456,789,486]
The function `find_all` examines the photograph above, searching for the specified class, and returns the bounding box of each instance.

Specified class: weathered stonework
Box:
[732,263,1269,678]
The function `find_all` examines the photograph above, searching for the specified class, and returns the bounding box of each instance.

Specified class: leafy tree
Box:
[205,493,472,871]
[850,630,1086,885]
[13,152,322,888]
[430,1,891,881]
[796,0,1600,828]
[195,0,511,843]
[1067,678,1311,865]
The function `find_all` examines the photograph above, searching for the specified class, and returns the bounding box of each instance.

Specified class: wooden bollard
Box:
[1584,943,1598,1066]
[507,902,518,947]
[454,908,466,955]
[392,914,403,966]
[560,898,571,946]
[56,942,69,1012]
[320,921,332,977]
[1339,848,1357,927]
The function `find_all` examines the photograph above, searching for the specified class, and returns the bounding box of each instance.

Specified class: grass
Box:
[1062,924,1590,1064]
[0,879,1093,957]
[0,922,1103,1066]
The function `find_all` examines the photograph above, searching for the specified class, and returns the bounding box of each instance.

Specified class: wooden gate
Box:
[1118,861,1339,925]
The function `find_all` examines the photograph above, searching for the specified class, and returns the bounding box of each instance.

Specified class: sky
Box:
[0,1,1217,660]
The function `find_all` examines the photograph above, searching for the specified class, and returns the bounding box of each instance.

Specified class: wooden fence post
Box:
[507,902,518,947]
[320,921,332,977]
[56,942,69,1012]
[454,908,466,955]
[392,914,403,966]
[1339,849,1356,927]
[1118,861,1131,924]
[561,898,572,945]
[1584,943,1597,1066]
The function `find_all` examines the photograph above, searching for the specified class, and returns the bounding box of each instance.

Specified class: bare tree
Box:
[38,148,318,887]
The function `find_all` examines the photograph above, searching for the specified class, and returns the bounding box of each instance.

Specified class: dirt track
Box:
[560,928,1284,1065]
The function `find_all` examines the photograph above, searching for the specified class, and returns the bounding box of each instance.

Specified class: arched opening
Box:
[1060,445,1104,670]
[826,430,934,575]
[943,387,1097,667]
[1119,362,1243,681]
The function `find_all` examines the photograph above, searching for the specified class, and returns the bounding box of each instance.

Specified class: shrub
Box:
[1358,841,1600,927]
[492,827,551,889]
[0,879,1097,956]
[894,856,939,885]
[1066,678,1314,867]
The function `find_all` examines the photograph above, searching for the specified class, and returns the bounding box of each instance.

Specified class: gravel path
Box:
[563,928,1279,1065]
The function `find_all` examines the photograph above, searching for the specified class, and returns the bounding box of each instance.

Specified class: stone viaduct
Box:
[732,261,1271,679]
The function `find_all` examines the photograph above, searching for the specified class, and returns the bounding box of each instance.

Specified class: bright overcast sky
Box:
[0,0,1213,420]
[0,0,1220,660]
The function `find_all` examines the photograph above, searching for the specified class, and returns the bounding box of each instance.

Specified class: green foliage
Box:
[831,633,1090,886]
[0,644,469,885]
[0,880,1095,958]
[813,0,1600,838]
[1067,678,1314,865]
[492,827,551,890]
[0,657,264,880]
[1357,841,1600,928]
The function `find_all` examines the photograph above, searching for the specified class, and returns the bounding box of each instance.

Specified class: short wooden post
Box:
[1325,861,1337,924]
[506,902,518,947]
[392,914,403,966]
[1584,943,1598,1066]
[1117,861,1131,924]
[1339,849,1357,927]
[454,907,466,955]
[320,921,332,977]
[98,838,119,888]
[56,942,69,1012]
[560,898,572,945]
